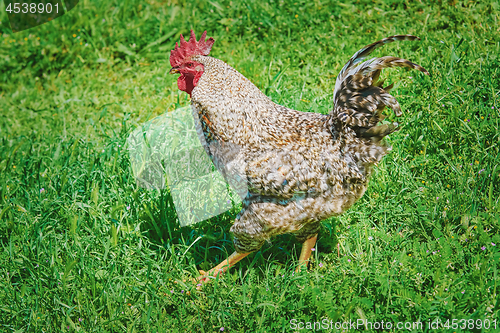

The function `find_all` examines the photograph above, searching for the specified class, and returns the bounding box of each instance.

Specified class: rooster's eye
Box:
[187,63,192,67]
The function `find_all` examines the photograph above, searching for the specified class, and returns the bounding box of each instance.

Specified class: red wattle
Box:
[177,73,195,95]
[177,70,203,96]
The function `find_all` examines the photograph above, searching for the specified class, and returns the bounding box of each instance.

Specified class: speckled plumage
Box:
[172,33,428,254]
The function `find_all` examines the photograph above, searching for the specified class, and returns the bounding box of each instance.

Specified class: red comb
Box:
[170,30,215,67]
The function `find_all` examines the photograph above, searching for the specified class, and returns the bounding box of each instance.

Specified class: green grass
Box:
[1,0,500,331]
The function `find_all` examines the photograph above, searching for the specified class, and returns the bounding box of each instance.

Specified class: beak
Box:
[169,67,180,74]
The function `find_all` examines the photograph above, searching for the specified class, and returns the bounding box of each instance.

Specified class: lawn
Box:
[1,0,499,332]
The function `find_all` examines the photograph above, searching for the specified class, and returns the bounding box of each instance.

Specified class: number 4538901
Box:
[443,319,497,330]
[6,2,59,14]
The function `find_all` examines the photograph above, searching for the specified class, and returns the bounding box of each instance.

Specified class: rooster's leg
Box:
[296,233,318,272]
[197,251,250,283]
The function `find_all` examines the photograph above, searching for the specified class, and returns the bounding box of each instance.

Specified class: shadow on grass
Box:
[137,187,339,278]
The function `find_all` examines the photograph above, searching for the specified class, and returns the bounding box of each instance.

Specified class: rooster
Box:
[169,31,428,281]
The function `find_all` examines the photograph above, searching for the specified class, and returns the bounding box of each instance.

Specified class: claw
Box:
[195,268,223,286]
[194,252,251,286]
[295,263,307,273]
[191,270,211,289]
